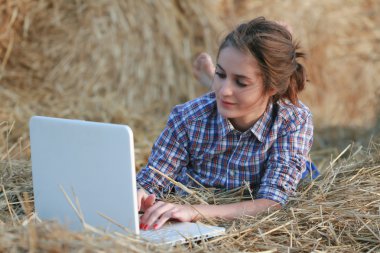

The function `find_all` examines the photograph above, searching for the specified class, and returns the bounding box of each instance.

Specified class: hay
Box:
[1,141,380,252]
[1,0,380,251]
[0,0,223,157]
[219,0,380,128]
[0,0,379,151]
[217,0,380,150]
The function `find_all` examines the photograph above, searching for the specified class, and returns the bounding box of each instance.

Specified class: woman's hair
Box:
[217,17,306,106]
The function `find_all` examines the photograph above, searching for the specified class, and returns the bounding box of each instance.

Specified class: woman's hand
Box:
[137,188,156,212]
[139,201,198,230]
[138,197,280,230]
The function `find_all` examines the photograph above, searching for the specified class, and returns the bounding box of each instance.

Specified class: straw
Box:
[149,166,208,205]
[0,0,380,251]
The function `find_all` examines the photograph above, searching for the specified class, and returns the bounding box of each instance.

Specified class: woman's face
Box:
[212,46,275,131]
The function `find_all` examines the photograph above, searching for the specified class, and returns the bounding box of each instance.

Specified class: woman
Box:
[136,17,314,230]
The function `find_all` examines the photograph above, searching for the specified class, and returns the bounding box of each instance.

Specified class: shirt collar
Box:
[217,111,234,139]
[250,102,275,142]
[216,101,275,142]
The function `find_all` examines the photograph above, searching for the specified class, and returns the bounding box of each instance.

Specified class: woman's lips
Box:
[221,100,235,107]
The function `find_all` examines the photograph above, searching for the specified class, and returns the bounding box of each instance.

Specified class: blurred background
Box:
[1,0,379,167]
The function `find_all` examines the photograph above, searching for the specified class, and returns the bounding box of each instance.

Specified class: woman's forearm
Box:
[193,199,281,220]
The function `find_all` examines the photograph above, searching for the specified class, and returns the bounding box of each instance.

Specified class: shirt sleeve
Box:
[257,111,313,205]
[136,105,190,197]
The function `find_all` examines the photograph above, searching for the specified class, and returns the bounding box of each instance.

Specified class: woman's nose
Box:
[218,79,233,96]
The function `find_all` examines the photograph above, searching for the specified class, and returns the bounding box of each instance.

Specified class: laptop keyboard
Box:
[138,222,225,244]
[140,226,184,242]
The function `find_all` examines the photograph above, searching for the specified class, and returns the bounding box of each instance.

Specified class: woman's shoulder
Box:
[171,92,217,123]
[275,99,313,130]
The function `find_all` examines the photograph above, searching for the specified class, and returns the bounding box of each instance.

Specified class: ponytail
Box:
[284,51,306,106]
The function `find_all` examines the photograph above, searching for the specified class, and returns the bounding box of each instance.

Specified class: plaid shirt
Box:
[136,92,313,205]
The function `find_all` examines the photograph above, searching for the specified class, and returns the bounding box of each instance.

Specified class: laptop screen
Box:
[30,116,139,234]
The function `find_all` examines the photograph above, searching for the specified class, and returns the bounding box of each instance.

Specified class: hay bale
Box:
[1,0,380,152]
[219,0,380,128]
[0,0,224,155]
[0,0,226,158]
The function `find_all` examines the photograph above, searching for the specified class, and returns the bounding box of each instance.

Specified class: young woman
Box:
[136,17,314,230]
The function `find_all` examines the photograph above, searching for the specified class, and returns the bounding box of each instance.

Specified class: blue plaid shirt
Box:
[136,92,313,205]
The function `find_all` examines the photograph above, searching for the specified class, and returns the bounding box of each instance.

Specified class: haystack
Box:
[1,0,380,151]
[219,0,380,128]
[0,0,224,159]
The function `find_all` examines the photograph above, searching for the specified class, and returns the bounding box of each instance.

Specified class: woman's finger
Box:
[137,189,148,212]
[152,208,176,230]
[142,203,175,229]
[139,201,167,228]
[142,194,156,210]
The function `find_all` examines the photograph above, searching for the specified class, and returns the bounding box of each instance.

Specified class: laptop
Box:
[29,116,225,244]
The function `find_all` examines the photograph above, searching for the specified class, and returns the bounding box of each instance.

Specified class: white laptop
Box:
[29,116,225,244]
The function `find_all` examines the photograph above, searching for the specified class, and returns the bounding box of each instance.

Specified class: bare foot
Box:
[192,53,215,87]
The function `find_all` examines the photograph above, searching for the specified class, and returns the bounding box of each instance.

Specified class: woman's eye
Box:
[236,80,248,87]
[215,72,226,79]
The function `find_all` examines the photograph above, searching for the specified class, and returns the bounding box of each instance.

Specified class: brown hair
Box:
[217,17,306,106]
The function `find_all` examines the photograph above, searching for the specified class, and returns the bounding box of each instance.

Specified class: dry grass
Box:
[0,0,223,157]
[1,0,380,251]
[219,0,380,128]
[1,141,380,252]
[0,0,379,150]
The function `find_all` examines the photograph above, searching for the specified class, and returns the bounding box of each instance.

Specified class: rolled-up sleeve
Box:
[136,106,189,197]
[257,112,313,205]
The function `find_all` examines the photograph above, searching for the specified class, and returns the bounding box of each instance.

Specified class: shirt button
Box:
[229,170,234,176]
